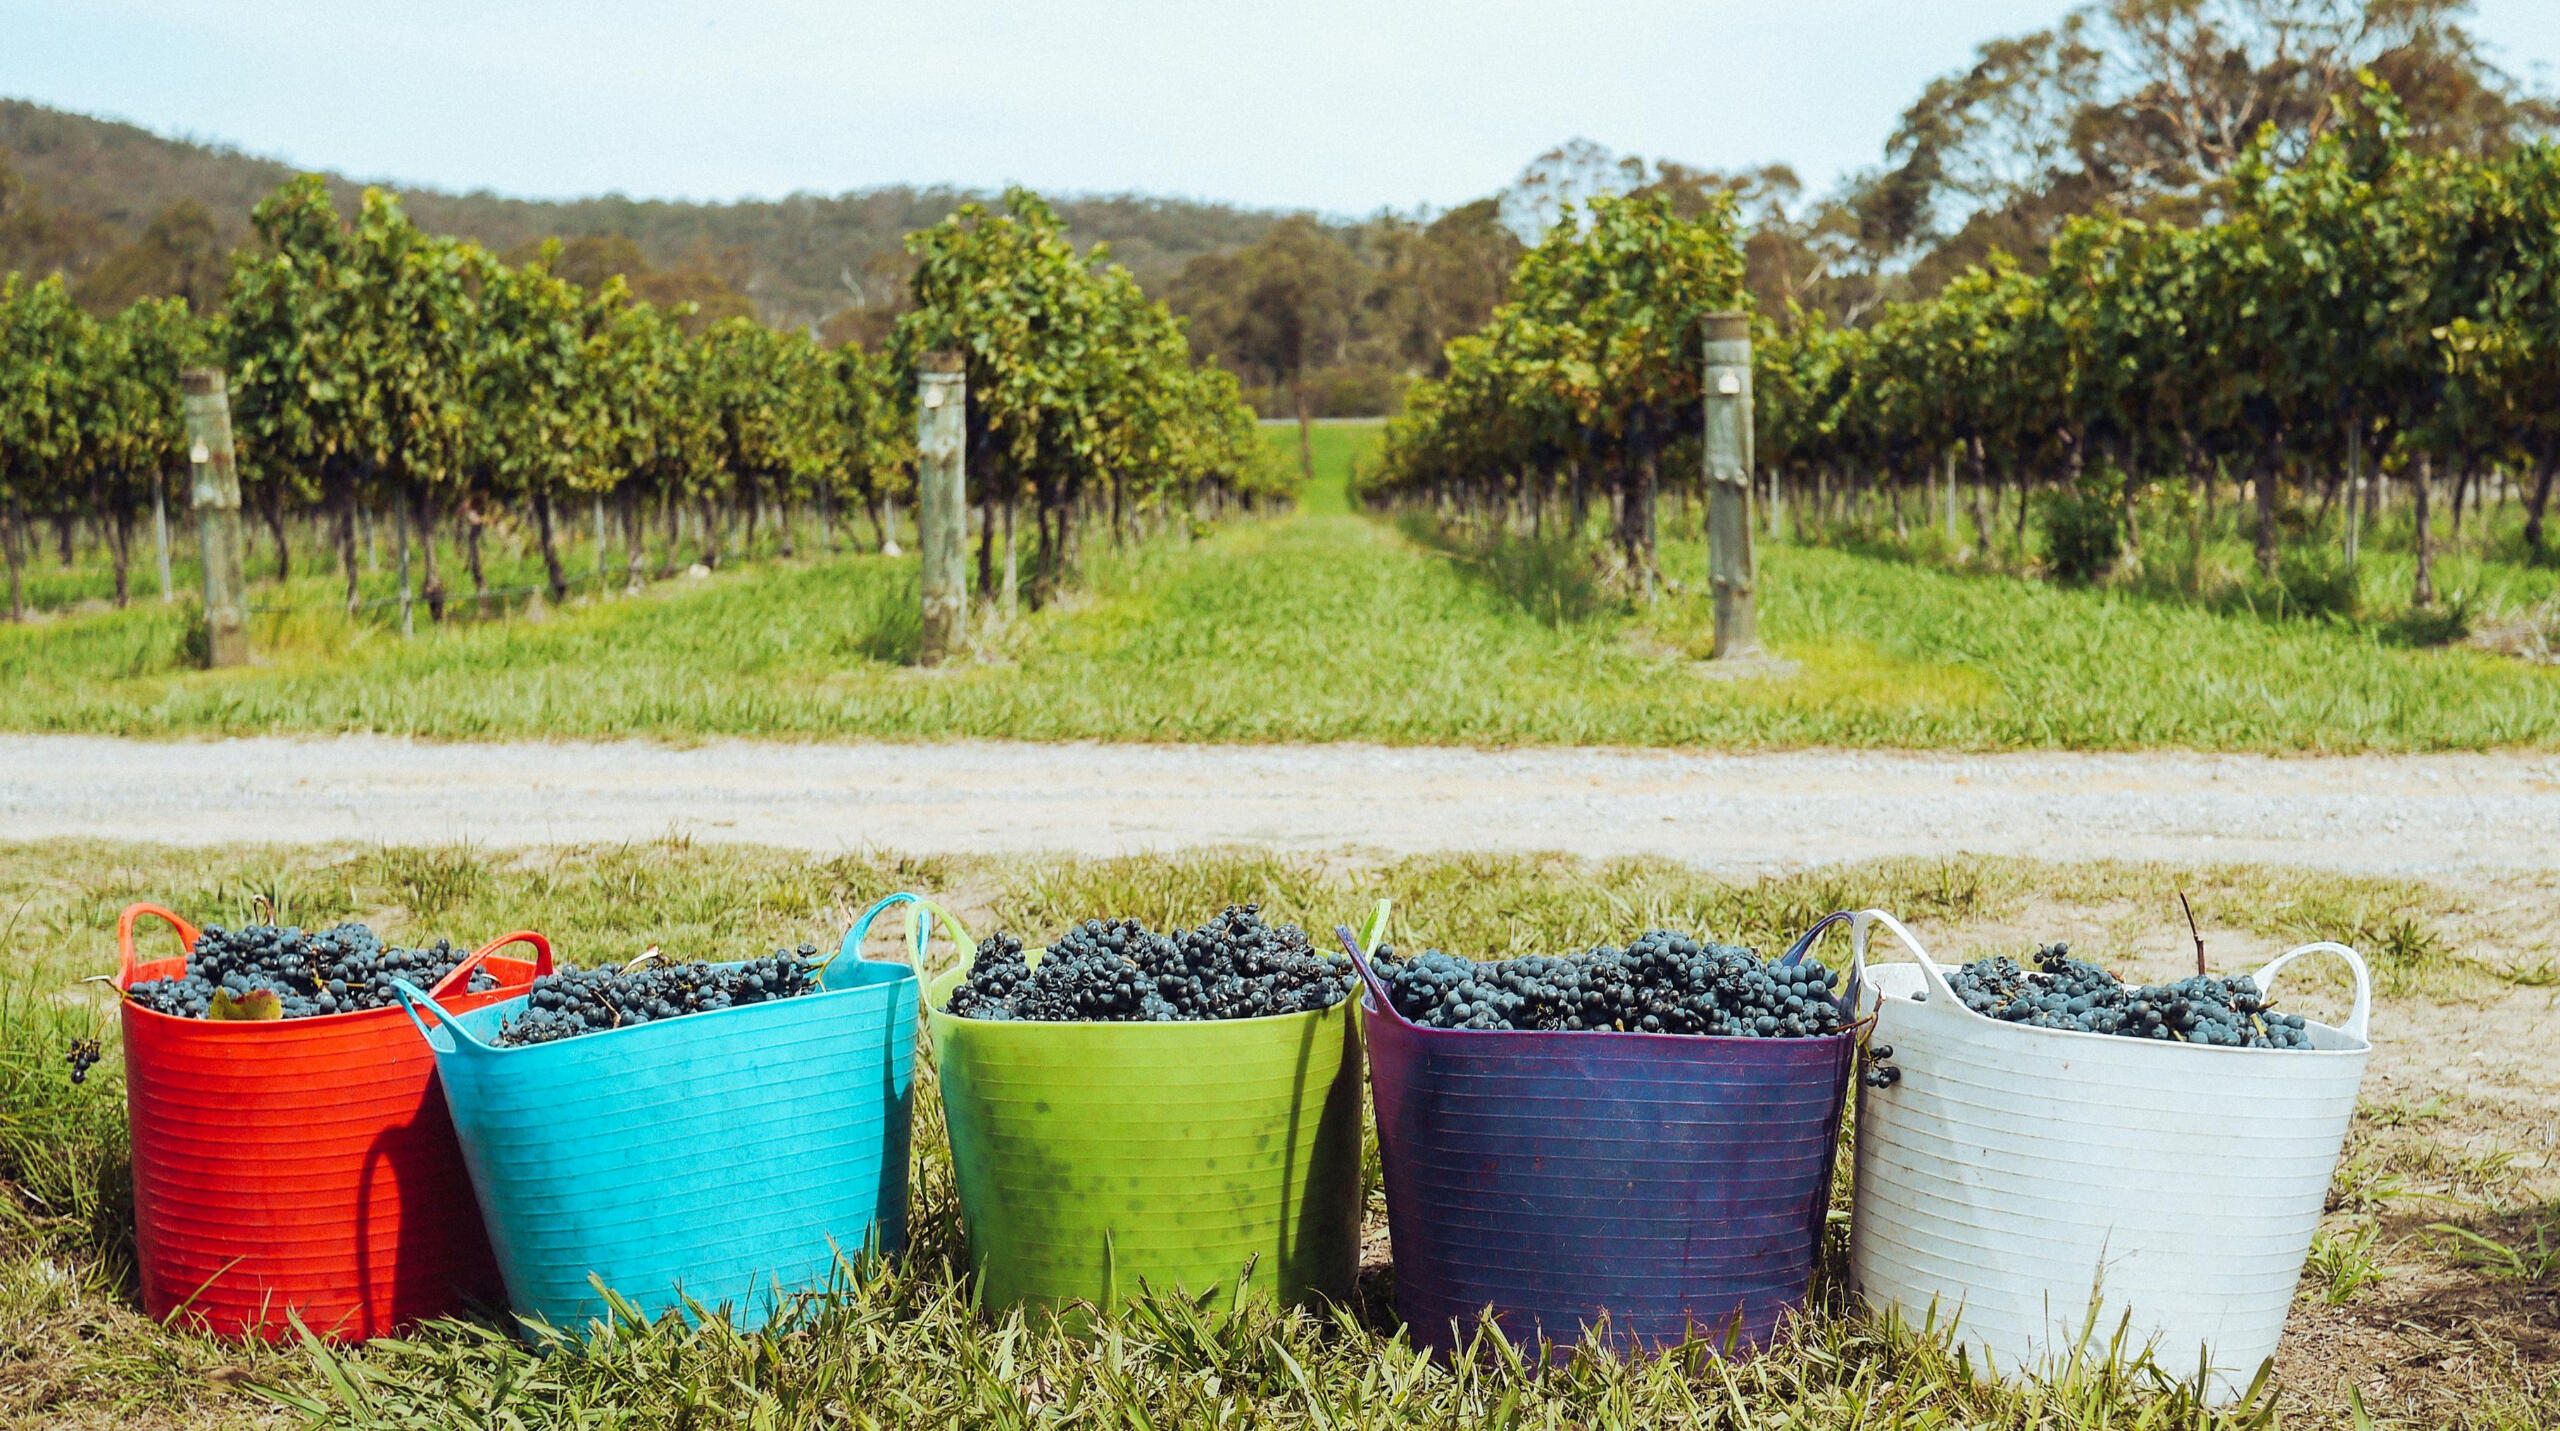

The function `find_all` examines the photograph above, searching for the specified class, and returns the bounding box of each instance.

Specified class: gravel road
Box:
[8,735,2556,876]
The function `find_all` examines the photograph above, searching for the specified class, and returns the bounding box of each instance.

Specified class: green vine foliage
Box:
[893,188,1282,602]
[1362,192,1748,591]
[1752,79,2560,594]
[0,273,207,611]
[1371,79,2560,605]
[0,176,1272,622]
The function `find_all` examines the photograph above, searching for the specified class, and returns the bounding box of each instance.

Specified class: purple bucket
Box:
[1354,913,1859,1358]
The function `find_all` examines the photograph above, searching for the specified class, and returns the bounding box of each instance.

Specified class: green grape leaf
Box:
[208,988,283,1021]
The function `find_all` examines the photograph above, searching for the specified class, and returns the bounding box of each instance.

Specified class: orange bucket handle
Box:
[117,903,202,988]
[435,931,554,995]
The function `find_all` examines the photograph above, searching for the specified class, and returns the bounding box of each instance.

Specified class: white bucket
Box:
[1846,910,2372,1403]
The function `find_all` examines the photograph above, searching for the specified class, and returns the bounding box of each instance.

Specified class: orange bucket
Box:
[115,903,548,1341]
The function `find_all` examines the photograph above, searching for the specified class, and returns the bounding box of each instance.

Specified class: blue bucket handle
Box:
[836,892,973,977]
[1779,912,1848,966]
[392,977,497,1054]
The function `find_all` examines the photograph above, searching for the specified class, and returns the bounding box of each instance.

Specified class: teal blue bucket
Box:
[395,900,927,1334]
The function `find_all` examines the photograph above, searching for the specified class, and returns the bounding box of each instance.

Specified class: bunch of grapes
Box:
[126,923,496,1020]
[494,946,820,1047]
[1376,930,1848,1038]
[944,905,1352,1023]
[1944,941,2313,1049]
[64,1037,103,1085]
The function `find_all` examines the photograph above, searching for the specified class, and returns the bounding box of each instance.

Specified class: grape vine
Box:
[0,179,1280,625]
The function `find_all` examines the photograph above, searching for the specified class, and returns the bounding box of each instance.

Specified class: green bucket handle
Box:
[836,893,973,977]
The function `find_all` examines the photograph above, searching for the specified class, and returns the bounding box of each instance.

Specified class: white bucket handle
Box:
[2251,941,2372,1043]
[1850,908,1961,1016]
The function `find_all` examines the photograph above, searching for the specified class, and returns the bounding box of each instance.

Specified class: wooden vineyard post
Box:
[916,352,968,664]
[179,367,250,667]
[2343,416,2363,569]
[152,467,174,601]
[1702,313,1763,660]
[1943,448,1959,542]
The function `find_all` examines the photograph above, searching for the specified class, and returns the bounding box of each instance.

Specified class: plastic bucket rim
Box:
[116,929,548,1029]
[924,962,1355,1033]
[439,954,920,1055]
[1861,959,2371,1058]
[117,977,539,1035]
[1346,908,1865,1043]
[1354,979,1861,1046]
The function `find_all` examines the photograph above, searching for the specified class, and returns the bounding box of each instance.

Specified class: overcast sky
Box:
[7,1,2559,216]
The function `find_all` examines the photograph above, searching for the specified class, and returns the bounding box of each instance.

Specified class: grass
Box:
[1796,485,2560,637]
[2,839,2556,1428]
[0,422,2556,749]
[1261,419,1380,516]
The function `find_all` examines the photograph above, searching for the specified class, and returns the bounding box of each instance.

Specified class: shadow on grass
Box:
[1806,520,2487,647]
[1393,513,1618,628]
[833,590,922,665]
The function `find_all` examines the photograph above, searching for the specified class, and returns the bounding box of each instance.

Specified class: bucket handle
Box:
[1850,908,1962,1009]
[433,930,554,996]
[2252,941,2372,1043]
[116,902,202,987]
[392,978,494,1053]
[1335,899,1403,1025]
[1782,910,1866,1015]
[836,892,973,976]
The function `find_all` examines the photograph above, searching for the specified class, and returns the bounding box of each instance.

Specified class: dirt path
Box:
[8,735,2558,874]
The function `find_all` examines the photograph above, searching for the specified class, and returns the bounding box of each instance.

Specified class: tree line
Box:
[1758,79,2560,607]
[0,98,1288,331]
[0,176,1277,624]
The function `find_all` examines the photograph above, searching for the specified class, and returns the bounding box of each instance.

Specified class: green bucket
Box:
[926,964,1363,1317]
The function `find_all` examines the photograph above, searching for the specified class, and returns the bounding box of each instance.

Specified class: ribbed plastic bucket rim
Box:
[1343,908,1866,1046]
[931,976,1355,1030]
[927,947,1363,1033]
[415,967,915,1055]
[115,902,549,1023]
[1850,909,2372,1057]
[399,897,940,1057]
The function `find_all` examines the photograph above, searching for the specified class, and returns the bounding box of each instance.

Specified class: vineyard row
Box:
[0,179,1284,625]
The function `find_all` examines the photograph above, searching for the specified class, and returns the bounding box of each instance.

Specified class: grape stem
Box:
[2178,890,2205,978]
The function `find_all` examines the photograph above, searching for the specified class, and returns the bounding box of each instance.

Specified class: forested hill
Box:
[0,98,1286,327]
